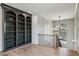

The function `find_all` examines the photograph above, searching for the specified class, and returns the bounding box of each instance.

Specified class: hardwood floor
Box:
[0,44,78,56]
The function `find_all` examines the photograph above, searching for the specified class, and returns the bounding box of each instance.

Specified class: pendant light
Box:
[56,16,61,29]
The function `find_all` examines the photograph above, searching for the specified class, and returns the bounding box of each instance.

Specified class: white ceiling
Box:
[6,3,76,20]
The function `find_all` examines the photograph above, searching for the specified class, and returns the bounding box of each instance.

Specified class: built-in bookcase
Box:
[1,3,32,51]
[26,17,31,43]
[17,14,25,45]
[5,11,16,49]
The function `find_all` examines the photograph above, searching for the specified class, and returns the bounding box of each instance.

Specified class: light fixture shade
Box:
[56,25,59,28]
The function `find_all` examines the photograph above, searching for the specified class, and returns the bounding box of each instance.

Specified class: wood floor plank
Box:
[0,44,78,56]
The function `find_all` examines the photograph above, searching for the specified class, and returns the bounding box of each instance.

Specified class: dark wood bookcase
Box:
[1,3,32,51]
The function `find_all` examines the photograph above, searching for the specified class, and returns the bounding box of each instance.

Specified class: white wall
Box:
[0,6,3,51]
[37,15,53,47]
[74,3,79,51]
[73,3,79,51]
[38,15,45,34]
[32,14,39,44]
[66,19,74,49]
[32,14,53,46]
[38,15,53,34]
[73,12,78,50]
